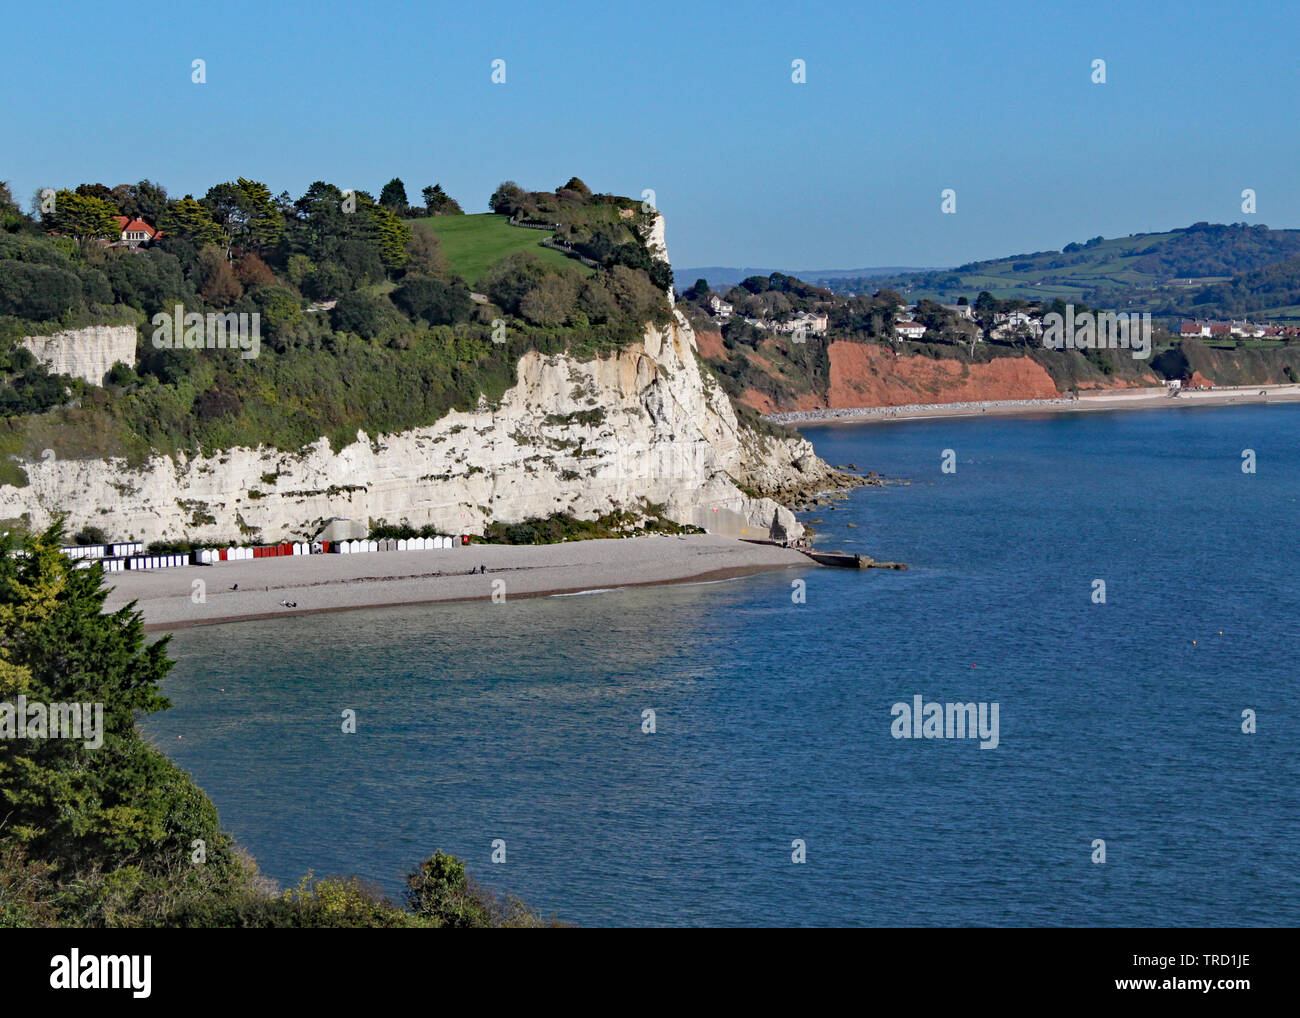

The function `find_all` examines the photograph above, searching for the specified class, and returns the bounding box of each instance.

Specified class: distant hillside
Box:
[812,223,1300,320]
[677,266,935,292]
[1190,254,1300,317]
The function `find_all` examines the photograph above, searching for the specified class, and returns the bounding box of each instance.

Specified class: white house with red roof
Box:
[111,215,160,248]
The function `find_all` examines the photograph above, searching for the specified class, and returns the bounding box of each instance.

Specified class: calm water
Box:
[144,404,1300,926]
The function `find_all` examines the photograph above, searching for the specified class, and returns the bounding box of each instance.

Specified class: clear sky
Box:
[4,0,1296,269]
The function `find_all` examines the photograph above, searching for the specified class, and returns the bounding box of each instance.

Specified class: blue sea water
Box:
[144,404,1300,926]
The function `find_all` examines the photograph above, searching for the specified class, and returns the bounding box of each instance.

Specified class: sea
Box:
[144,403,1300,926]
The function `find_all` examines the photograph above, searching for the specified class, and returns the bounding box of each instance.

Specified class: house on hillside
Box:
[708,295,734,318]
[990,310,1043,340]
[942,303,975,321]
[1179,321,1209,338]
[774,312,828,337]
[111,215,160,249]
[894,320,926,340]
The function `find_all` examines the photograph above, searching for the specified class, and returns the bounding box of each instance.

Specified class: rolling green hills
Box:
[813,223,1300,319]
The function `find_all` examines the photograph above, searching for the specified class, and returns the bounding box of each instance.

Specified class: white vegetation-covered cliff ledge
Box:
[19,324,137,387]
[1,310,841,546]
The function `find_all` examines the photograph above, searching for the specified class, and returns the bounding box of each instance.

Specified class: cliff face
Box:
[825,342,1063,406]
[697,328,1171,414]
[20,325,137,386]
[1,310,840,545]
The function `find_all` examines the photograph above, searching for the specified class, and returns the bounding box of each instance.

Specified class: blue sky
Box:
[4,0,1296,269]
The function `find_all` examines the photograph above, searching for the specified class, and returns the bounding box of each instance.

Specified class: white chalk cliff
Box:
[1,217,840,544]
[20,325,137,386]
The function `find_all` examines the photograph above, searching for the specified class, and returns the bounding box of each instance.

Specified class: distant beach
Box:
[767,382,1300,426]
[104,534,809,630]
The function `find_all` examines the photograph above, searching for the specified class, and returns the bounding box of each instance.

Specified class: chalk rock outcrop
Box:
[20,325,137,386]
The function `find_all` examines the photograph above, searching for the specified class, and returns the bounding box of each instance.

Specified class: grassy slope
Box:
[415,213,587,287]
[879,232,1186,303]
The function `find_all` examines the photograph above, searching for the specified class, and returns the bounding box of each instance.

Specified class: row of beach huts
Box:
[58,534,467,571]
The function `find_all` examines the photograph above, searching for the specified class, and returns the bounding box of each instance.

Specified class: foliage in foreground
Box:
[0,523,561,927]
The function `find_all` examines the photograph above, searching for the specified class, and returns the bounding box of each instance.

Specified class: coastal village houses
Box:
[1179,320,1283,339]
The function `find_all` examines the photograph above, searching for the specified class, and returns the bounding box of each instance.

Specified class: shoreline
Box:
[766,382,1300,426]
[103,534,812,631]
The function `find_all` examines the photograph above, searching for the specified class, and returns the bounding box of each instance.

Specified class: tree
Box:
[0,262,82,319]
[480,251,549,314]
[330,291,389,338]
[682,277,711,302]
[197,245,243,304]
[73,183,114,202]
[519,273,580,326]
[44,191,120,242]
[391,276,472,326]
[0,525,233,880]
[369,201,411,274]
[0,182,28,232]
[404,223,446,276]
[405,852,491,928]
[201,179,283,256]
[379,178,409,214]
[126,180,169,225]
[234,252,277,291]
[420,184,463,216]
[163,197,224,249]
[974,290,999,338]
[489,181,525,215]
[604,264,670,327]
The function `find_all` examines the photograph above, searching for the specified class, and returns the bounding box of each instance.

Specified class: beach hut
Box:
[367,540,378,553]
